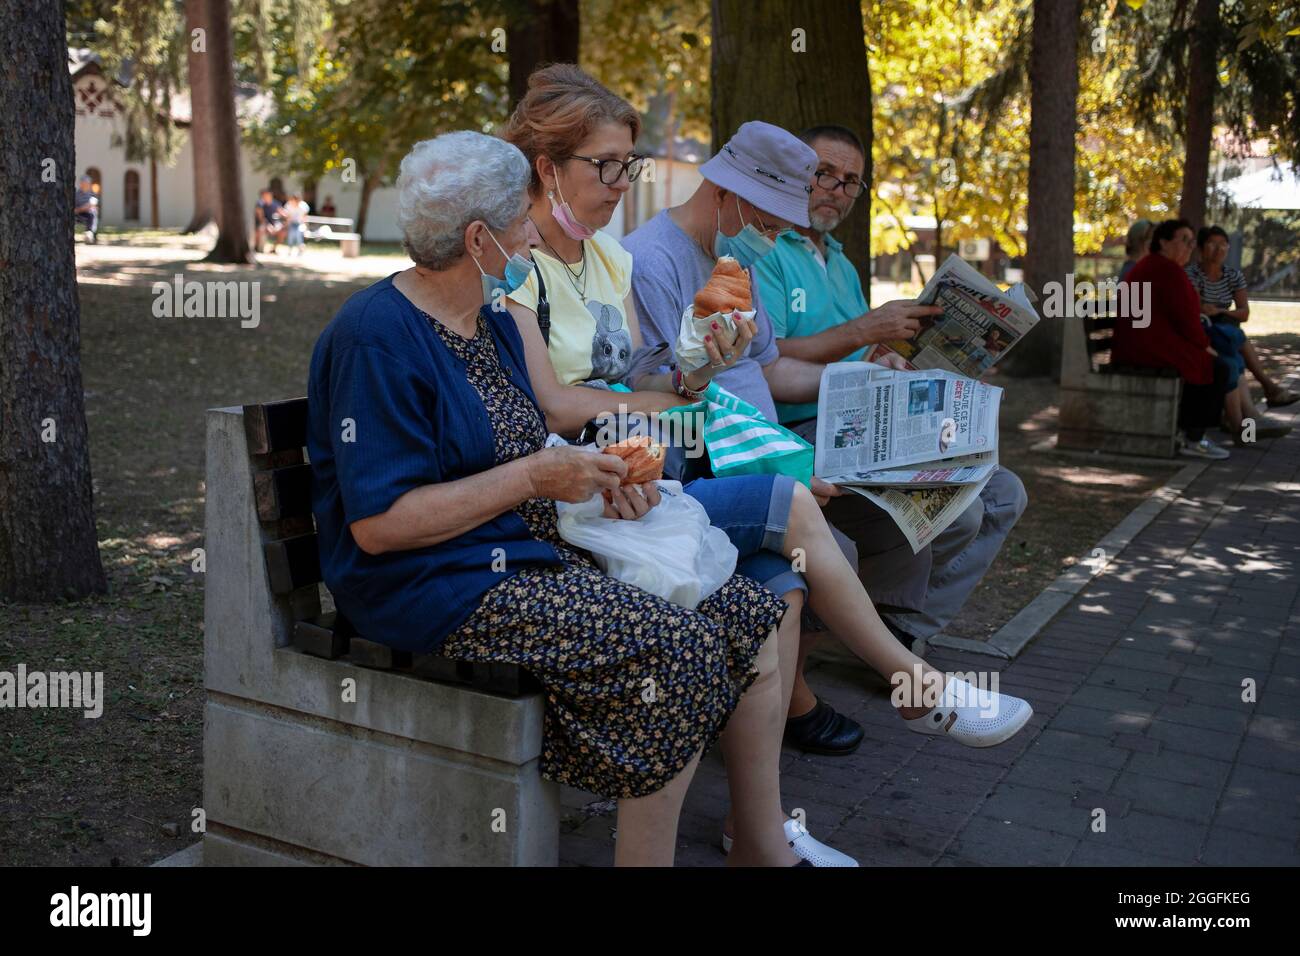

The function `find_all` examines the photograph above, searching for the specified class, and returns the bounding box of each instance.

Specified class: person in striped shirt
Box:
[1190,227,1294,418]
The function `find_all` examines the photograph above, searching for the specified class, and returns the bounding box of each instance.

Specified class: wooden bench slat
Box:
[264,533,322,594]
[349,637,412,670]
[294,612,353,660]
[254,463,314,522]
[244,398,309,456]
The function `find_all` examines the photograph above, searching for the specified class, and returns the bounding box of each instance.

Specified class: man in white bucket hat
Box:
[625,120,1027,759]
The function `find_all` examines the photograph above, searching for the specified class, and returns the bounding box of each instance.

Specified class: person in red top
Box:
[1112,218,1230,460]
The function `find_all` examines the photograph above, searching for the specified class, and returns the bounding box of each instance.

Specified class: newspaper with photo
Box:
[867,253,1040,379]
[846,477,993,553]
[814,364,1001,477]
[814,363,1003,552]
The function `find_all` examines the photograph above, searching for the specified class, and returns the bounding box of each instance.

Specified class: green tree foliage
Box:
[241,0,508,213]
[581,0,711,143]
[71,0,186,173]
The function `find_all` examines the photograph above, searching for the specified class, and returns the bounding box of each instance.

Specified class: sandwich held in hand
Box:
[601,435,665,485]
[676,255,755,372]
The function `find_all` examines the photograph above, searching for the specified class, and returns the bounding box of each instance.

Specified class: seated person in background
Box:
[1118,219,1153,282]
[308,130,818,868]
[625,120,1029,755]
[1187,225,1297,432]
[320,195,337,217]
[1113,219,1233,460]
[253,188,285,252]
[74,176,98,243]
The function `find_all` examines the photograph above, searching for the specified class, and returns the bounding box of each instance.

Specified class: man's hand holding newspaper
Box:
[814,255,1041,551]
[867,253,1040,380]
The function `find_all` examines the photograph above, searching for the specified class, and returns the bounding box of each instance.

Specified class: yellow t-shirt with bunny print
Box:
[508,229,635,387]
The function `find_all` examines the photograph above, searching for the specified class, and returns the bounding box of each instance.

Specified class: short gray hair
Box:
[396,132,531,271]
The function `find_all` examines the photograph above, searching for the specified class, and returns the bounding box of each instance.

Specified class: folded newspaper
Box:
[814,363,1003,552]
[867,253,1040,378]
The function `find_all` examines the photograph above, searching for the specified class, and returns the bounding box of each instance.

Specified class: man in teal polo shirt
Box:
[752,124,1028,718]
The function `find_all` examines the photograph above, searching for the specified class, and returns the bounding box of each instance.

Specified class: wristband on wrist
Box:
[673,367,706,401]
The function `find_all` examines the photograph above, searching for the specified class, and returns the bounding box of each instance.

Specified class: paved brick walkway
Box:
[558,402,1300,867]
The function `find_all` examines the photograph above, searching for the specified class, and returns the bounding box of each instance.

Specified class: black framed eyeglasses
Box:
[570,154,646,185]
[815,171,864,198]
[724,145,814,194]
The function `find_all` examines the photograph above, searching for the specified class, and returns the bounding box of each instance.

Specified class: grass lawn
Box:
[1,233,1297,865]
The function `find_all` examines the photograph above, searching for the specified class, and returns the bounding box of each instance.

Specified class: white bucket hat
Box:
[698,121,818,228]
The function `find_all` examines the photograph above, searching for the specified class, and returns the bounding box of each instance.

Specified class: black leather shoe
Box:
[784,698,864,755]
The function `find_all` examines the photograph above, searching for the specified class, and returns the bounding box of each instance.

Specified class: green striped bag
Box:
[661,382,814,486]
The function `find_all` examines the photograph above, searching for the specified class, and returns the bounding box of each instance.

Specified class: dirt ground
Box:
[1,232,1297,865]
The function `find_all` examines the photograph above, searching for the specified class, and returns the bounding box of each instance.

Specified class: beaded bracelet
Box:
[672,367,707,401]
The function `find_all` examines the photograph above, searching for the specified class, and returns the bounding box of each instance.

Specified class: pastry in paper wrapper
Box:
[674,255,755,373]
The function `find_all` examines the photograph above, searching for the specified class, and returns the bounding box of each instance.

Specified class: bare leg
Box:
[614,749,702,867]
[1237,379,1263,422]
[724,590,803,845]
[1242,339,1281,397]
[721,625,800,867]
[789,632,819,717]
[1224,385,1245,432]
[784,482,945,718]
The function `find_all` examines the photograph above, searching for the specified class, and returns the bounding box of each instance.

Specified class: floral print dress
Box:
[428,311,787,799]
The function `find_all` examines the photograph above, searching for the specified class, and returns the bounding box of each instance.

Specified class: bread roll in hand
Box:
[601,436,665,485]
[693,255,752,318]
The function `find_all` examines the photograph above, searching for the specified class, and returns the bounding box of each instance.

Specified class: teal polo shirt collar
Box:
[759,229,869,424]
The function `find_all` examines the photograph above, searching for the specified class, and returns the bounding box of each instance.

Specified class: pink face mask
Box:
[548,177,596,241]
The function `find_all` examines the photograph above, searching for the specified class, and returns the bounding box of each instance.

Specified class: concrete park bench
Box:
[303,216,361,257]
[1057,311,1182,458]
[201,398,559,866]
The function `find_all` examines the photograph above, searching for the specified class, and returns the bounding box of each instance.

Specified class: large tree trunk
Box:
[999,0,1080,380]
[1179,0,1219,230]
[0,0,107,601]
[203,0,252,263]
[711,0,873,292]
[182,0,217,233]
[507,0,580,108]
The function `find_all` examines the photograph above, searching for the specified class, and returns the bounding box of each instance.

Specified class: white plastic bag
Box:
[555,480,738,609]
[674,305,755,373]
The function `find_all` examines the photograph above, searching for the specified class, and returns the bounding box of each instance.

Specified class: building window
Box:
[124,170,140,221]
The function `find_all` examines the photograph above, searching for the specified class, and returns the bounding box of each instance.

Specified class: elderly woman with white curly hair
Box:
[306,130,817,867]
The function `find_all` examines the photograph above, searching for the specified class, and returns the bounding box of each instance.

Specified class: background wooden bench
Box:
[1058,309,1182,458]
[301,215,361,257]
